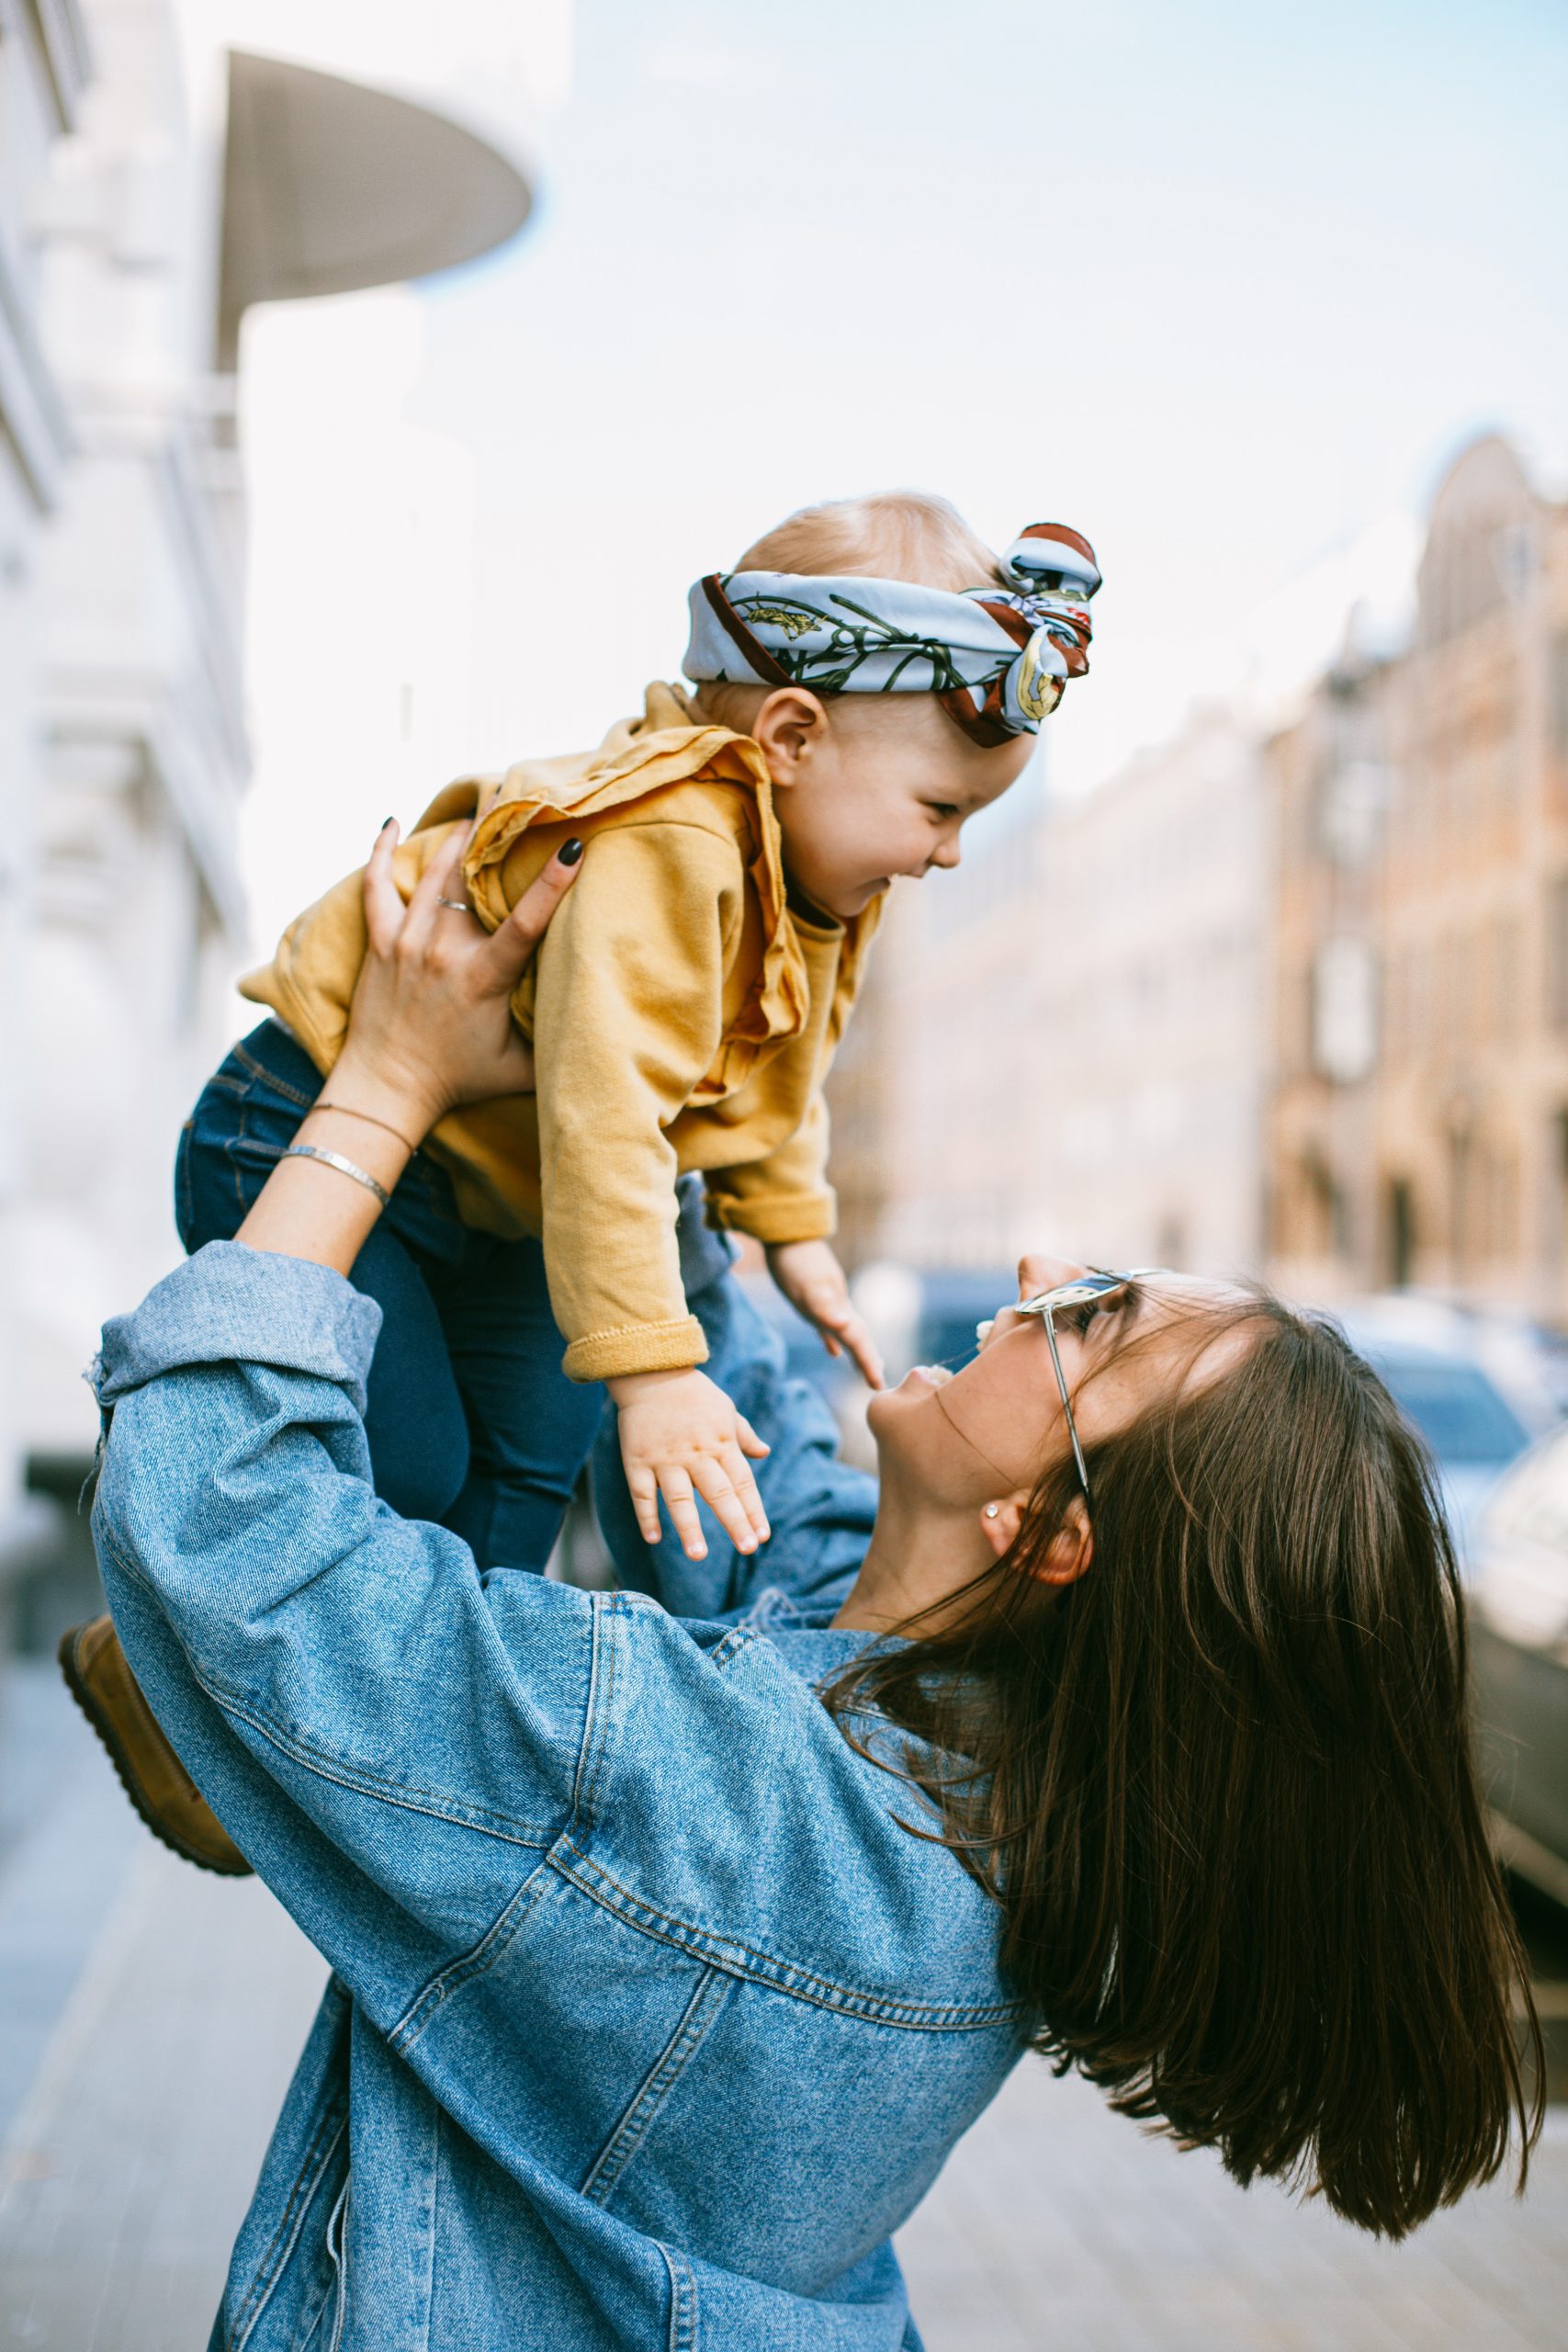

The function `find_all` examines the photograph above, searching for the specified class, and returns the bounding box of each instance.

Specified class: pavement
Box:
[2,1661,1566,2351]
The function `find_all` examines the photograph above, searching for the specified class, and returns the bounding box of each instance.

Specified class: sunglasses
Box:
[975,1270,1164,1504]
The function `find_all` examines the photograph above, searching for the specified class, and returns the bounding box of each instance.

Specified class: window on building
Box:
[1551,632,1568,761]
[1387,1177,1416,1288]
[1549,878,1568,1028]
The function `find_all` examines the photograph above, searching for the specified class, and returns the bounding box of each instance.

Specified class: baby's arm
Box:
[706,1095,884,1388]
[530,817,773,1558]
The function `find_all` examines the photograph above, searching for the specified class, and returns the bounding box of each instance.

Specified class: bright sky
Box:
[240,0,1567,952]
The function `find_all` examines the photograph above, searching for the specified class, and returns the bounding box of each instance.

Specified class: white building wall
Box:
[0,0,87,1568]
[16,0,248,1455]
[6,0,559,1475]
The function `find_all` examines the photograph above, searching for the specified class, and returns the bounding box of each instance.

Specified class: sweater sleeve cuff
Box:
[562,1314,709,1385]
[705,1193,836,1247]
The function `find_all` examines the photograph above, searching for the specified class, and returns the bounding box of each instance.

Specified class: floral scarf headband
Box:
[682,524,1100,748]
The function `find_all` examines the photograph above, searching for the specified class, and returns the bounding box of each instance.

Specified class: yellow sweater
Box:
[241,683,880,1382]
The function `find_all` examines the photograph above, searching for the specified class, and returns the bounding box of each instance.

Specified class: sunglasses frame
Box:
[978,1269,1163,1506]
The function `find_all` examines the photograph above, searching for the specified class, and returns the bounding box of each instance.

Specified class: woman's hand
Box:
[328,818,583,1143]
[234,820,581,1276]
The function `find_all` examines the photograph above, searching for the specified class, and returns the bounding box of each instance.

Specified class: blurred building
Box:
[1267,435,1568,1316]
[1019,709,1269,1273]
[829,707,1269,1278]
[829,786,1052,1272]
[1,1,558,1596]
[1265,633,1395,1298]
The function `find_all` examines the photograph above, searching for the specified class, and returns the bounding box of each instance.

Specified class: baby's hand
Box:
[607,1368,772,1562]
[765,1240,885,1390]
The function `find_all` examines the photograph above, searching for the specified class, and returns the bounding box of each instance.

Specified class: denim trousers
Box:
[175,1020,608,1572]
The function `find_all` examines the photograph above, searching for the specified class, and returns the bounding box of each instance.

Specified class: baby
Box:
[62,490,1099,1875]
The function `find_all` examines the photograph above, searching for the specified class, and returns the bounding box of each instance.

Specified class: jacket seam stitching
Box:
[574,1593,619,1822]
[94,1531,563,1846]
[388,1856,558,2054]
[552,1846,1023,2027]
[660,2242,699,2352]
[231,2098,347,2348]
[580,1964,730,2207]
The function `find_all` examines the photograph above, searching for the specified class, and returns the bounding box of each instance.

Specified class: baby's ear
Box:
[750,688,829,783]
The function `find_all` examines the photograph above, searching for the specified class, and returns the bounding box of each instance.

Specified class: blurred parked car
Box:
[1334,1307,1540,1563]
[1468,1428,1568,1908]
[1335,1293,1568,1440]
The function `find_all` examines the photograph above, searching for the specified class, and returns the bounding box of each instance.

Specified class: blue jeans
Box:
[175,1021,608,1572]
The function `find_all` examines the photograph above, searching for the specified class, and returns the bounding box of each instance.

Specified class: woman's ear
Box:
[1035,1498,1093,1585]
[750,687,829,786]
[980,1494,1093,1585]
[978,1495,1028,1557]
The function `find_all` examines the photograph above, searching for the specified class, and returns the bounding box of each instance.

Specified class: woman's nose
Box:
[1015,1250,1089,1300]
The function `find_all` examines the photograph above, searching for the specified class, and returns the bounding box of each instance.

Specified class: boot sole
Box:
[57,1626,254,1878]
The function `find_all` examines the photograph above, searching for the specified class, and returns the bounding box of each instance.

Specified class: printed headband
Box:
[682,524,1101,747]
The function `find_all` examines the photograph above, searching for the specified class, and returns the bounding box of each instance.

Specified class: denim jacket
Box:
[90,1242,1027,2352]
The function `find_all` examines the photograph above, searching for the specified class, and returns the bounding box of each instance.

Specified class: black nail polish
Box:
[380,815,395,831]
[558,837,584,866]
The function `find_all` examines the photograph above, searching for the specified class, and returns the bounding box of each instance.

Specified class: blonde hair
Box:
[734,489,1008,594]
[693,492,1009,730]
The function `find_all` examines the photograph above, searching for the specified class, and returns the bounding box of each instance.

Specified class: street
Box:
[2,1661,1566,2352]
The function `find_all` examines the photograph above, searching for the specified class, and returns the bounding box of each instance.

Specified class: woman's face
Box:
[866,1253,1256,1509]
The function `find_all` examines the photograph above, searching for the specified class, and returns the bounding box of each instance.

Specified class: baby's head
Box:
[684,492,1098,920]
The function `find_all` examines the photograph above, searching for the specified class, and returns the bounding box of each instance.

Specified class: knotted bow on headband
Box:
[682,525,1101,748]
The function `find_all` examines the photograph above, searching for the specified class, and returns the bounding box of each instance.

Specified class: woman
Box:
[88,826,1539,2351]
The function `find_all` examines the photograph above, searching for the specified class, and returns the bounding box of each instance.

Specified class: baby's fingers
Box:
[838,1310,886,1391]
[735,1412,770,1462]
[723,1445,771,1546]
[657,1466,707,1561]
[689,1455,761,1557]
[626,1463,663,1547]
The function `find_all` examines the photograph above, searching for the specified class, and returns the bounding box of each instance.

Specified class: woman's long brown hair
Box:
[824,1294,1542,2238]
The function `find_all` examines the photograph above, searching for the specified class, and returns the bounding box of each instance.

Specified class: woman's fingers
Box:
[479,842,584,993]
[656,1466,707,1561]
[362,818,403,958]
[398,820,473,958]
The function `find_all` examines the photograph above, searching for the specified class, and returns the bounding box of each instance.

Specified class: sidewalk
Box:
[0,1669,325,2350]
[897,2066,1568,2352]
[2,1664,1565,2350]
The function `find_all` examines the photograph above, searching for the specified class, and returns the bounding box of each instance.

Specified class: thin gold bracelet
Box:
[313,1102,420,1155]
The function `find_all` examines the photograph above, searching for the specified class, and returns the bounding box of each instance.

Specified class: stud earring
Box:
[984,1504,1000,1521]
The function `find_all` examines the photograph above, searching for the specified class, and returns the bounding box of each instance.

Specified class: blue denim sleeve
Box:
[90,1242,600,2027]
[592,1243,878,1624]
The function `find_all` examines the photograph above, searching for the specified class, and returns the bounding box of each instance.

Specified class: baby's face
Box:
[767,695,1034,920]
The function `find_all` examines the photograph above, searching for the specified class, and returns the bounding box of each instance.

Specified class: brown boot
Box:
[58,1615,253,1877]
